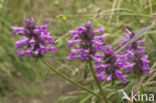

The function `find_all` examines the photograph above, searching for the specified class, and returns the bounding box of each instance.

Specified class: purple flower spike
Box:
[12,17,57,58]
[121,28,150,76]
[95,45,129,84]
[67,21,107,62]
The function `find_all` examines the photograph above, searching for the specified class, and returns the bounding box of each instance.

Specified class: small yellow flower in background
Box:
[61,16,67,21]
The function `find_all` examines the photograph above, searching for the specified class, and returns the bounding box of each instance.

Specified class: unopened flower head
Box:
[12,17,57,58]
[121,28,150,76]
[67,21,107,63]
[95,46,129,84]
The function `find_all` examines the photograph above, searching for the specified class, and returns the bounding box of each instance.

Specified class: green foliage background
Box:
[0,0,155,102]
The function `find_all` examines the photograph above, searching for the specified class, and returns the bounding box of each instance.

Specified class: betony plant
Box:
[121,28,150,76]
[12,18,103,100]
[67,21,108,102]
[12,17,57,58]
[67,21,107,63]
[12,18,153,103]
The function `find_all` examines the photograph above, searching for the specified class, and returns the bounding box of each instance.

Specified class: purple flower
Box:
[121,28,150,76]
[12,17,57,58]
[67,21,107,63]
[95,46,129,84]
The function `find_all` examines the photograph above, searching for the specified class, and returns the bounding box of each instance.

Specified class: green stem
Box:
[137,75,145,103]
[41,58,102,99]
[88,61,108,103]
[140,85,145,103]
[111,81,120,103]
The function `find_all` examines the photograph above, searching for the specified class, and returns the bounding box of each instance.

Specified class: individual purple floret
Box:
[95,46,129,84]
[67,21,107,63]
[121,28,150,76]
[12,17,57,58]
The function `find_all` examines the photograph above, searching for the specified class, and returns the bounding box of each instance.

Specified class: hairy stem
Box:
[137,75,146,103]
[111,81,120,103]
[88,61,108,103]
[140,85,145,103]
[41,58,102,98]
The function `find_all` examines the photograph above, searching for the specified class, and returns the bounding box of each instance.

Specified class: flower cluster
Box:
[67,21,107,63]
[12,18,57,58]
[13,18,151,84]
[121,28,150,76]
[95,46,129,84]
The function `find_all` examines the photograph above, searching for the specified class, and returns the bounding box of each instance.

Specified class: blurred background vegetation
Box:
[0,0,156,103]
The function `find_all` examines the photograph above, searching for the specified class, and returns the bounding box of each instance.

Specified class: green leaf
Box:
[124,81,136,94]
